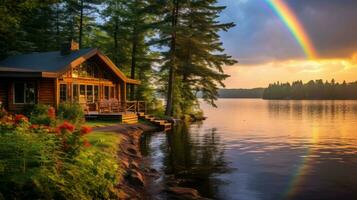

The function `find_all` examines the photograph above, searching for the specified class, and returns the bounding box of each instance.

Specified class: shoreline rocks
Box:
[94,123,207,200]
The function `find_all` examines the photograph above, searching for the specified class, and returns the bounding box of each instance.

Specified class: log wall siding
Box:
[38,78,56,106]
[0,80,8,109]
[4,78,55,112]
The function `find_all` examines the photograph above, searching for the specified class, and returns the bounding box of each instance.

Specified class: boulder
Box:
[126,169,145,187]
[129,161,139,169]
[166,187,201,199]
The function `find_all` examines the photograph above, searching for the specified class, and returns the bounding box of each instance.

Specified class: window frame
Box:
[59,84,67,102]
[13,82,36,105]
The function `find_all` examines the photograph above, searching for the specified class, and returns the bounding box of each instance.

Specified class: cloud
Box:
[223,53,357,88]
[219,0,357,64]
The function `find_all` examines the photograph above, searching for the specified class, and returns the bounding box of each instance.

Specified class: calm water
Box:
[141,99,357,200]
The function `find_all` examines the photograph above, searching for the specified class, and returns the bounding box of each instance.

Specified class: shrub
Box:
[0,120,60,199]
[0,103,6,120]
[0,116,120,199]
[57,103,84,126]
[37,149,120,199]
[29,104,56,126]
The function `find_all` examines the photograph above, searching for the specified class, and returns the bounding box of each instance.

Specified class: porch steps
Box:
[138,114,172,131]
[121,113,138,124]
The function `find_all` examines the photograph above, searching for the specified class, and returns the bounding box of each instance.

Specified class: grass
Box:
[85,120,121,128]
[86,131,121,154]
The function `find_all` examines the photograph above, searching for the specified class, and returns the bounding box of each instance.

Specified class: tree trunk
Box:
[55,3,60,49]
[79,0,84,48]
[114,17,119,66]
[165,0,179,116]
[130,25,138,101]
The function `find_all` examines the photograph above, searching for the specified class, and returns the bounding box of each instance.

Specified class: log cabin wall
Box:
[3,78,56,112]
[38,78,56,107]
[0,80,8,109]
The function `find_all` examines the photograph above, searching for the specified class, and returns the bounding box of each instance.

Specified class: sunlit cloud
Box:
[224,53,357,88]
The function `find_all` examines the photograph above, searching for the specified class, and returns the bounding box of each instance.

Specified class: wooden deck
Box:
[84,101,145,124]
[85,112,139,124]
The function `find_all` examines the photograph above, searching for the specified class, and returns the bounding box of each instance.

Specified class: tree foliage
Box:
[0,0,236,117]
[263,80,357,100]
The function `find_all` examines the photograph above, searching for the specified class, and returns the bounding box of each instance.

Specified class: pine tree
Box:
[102,0,158,105]
[152,0,236,116]
[63,0,102,48]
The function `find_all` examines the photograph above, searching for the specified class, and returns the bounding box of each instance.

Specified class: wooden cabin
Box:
[0,41,144,123]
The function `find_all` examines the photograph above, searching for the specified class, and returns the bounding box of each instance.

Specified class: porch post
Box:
[120,82,126,113]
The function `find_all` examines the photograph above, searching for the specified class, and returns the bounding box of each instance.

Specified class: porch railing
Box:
[92,99,146,114]
[125,101,146,113]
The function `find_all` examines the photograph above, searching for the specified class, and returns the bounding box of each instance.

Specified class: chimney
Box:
[61,40,79,55]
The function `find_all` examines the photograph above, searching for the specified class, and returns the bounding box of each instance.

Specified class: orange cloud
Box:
[224,53,357,88]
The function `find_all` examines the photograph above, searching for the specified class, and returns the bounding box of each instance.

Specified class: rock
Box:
[129,161,139,169]
[166,187,201,199]
[149,168,158,173]
[127,147,138,155]
[126,169,145,187]
[118,190,130,199]
[121,159,129,168]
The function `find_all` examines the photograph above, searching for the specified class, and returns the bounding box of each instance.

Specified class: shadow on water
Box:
[141,122,233,199]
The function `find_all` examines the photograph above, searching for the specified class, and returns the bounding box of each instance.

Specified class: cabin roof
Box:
[0,48,94,72]
[0,48,140,84]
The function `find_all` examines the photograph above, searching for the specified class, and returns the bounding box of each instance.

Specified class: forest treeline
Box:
[263,80,357,100]
[218,88,264,98]
[0,0,236,117]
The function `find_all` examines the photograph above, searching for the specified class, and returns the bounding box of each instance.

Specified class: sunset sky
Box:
[219,0,357,88]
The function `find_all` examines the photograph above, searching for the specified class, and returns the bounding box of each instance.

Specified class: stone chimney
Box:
[61,40,79,55]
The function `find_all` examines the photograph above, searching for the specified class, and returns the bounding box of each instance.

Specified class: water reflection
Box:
[142,99,357,200]
[142,123,232,199]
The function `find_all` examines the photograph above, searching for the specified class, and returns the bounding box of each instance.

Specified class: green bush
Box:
[0,121,60,199]
[57,102,85,125]
[0,105,6,120]
[0,118,120,199]
[37,149,120,199]
[29,104,56,126]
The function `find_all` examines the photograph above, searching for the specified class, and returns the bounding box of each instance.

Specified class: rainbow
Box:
[266,0,318,59]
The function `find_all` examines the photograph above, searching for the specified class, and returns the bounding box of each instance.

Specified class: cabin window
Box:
[73,84,79,102]
[80,85,86,96]
[104,86,109,100]
[94,86,99,102]
[14,82,36,104]
[60,84,67,102]
[86,85,93,103]
[72,62,99,78]
[110,87,115,99]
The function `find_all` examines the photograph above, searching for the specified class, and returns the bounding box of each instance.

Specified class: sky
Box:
[218,0,357,88]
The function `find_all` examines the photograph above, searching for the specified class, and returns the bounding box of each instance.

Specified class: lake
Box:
[141,99,357,200]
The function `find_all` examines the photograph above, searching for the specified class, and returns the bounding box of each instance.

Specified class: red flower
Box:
[57,121,75,133]
[83,139,92,147]
[14,114,28,124]
[80,126,92,136]
[29,124,39,129]
[47,107,56,119]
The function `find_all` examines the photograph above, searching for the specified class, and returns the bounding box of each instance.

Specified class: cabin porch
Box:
[83,100,146,124]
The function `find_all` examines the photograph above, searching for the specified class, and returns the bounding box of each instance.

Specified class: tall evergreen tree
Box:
[152,0,236,116]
